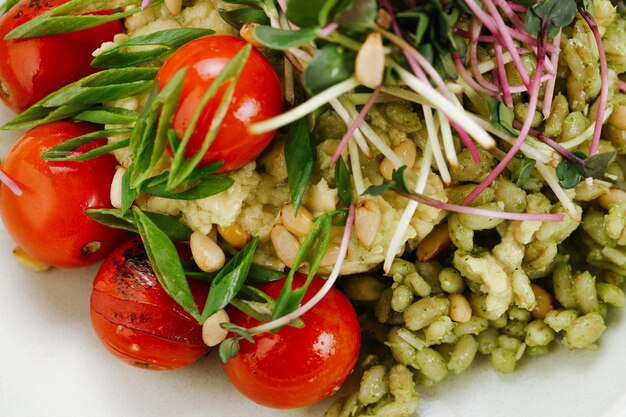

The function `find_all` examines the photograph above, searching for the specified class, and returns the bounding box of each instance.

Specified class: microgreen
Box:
[219,7,270,29]
[488,97,517,136]
[92,28,215,68]
[284,118,316,214]
[556,151,616,189]
[219,323,255,364]
[335,0,376,33]
[5,0,162,39]
[525,0,577,38]
[507,157,536,186]
[252,26,319,49]
[86,208,193,241]
[303,44,355,95]
[42,128,132,161]
[335,156,353,206]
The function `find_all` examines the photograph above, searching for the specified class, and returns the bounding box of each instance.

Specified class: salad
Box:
[1,0,626,416]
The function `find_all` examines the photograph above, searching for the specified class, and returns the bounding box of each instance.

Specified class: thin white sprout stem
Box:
[423,105,451,185]
[383,143,434,273]
[349,138,366,195]
[249,77,360,135]
[438,109,458,168]
[329,98,372,158]
[246,205,355,335]
[535,162,581,221]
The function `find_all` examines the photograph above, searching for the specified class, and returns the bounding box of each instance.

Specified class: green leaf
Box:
[335,0,377,33]
[2,67,158,130]
[285,0,325,27]
[86,208,193,241]
[303,44,354,95]
[525,0,577,38]
[92,28,214,68]
[132,207,202,322]
[271,213,332,320]
[556,151,587,189]
[392,166,410,193]
[120,168,139,214]
[42,128,131,161]
[223,0,264,6]
[73,106,139,124]
[218,7,270,30]
[364,182,393,196]
[335,156,352,206]
[143,175,234,200]
[220,322,255,342]
[218,337,241,364]
[168,44,252,190]
[229,298,274,321]
[5,0,161,39]
[581,0,595,16]
[0,0,19,16]
[247,264,285,283]
[488,97,518,136]
[508,157,536,186]
[201,237,259,321]
[252,25,319,50]
[285,118,316,213]
[585,151,616,180]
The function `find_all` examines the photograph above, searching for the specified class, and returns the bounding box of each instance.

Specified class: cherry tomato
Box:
[90,237,210,370]
[222,274,361,409]
[0,0,124,112]
[156,35,283,172]
[0,120,127,267]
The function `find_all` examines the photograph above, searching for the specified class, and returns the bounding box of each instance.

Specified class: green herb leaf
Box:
[5,0,160,39]
[132,207,202,322]
[585,151,616,179]
[303,44,354,95]
[271,213,332,320]
[488,97,518,136]
[120,168,139,214]
[143,175,234,200]
[335,0,377,33]
[392,166,410,193]
[73,106,139,124]
[168,44,251,190]
[285,118,316,214]
[220,322,255,342]
[364,182,393,196]
[285,0,325,27]
[247,264,285,282]
[525,0,577,38]
[581,0,595,16]
[92,28,214,68]
[508,157,536,186]
[218,7,270,30]
[230,298,274,322]
[218,337,240,364]
[252,25,319,50]
[86,208,193,241]
[335,156,353,206]
[201,237,259,321]
[2,67,157,130]
[0,0,19,16]
[556,150,587,189]
[42,128,131,161]
[223,0,264,6]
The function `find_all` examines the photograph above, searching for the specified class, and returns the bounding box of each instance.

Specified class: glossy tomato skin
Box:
[0,120,127,267]
[90,237,210,370]
[223,274,361,409]
[0,0,124,112]
[156,35,283,172]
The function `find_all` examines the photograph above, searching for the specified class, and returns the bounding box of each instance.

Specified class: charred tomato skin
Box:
[0,0,124,112]
[90,237,210,370]
[222,274,361,409]
[0,120,127,267]
[155,35,283,172]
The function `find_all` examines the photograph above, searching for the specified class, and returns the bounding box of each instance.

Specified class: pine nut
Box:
[13,247,50,272]
[240,23,265,49]
[217,223,251,249]
[449,294,472,323]
[380,140,417,180]
[190,231,225,273]
[608,105,626,131]
[599,188,626,210]
[320,243,340,267]
[417,224,452,262]
[531,284,554,320]
[270,225,300,268]
[280,204,313,237]
[202,309,230,347]
[355,32,385,88]
[355,199,382,247]
[110,167,125,209]
[164,0,183,15]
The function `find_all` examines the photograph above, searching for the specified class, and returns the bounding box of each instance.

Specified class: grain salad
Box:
[1,0,626,416]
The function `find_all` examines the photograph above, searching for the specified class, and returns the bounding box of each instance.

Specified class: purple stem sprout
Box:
[494,44,513,106]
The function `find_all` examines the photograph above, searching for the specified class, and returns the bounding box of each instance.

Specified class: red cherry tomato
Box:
[0,120,127,267]
[223,274,361,409]
[156,35,283,172]
[0,0,124,112]
[90,237,210,370]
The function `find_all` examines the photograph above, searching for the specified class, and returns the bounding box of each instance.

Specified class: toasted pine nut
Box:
[271,225,300,268]
[110,167,125,209]
[380,140,417,180]
[599,188,626,210]
[417,224,452,263]
[449,294,472,323]
[164,0,183,15]
[217,223,251,249]
[190,231,225,273]
[13,247,50,272]
[320,243,341,267]
[608,105,626,131]
[280,204,313,237]
[355,199,382,247]
[376,9,392,29]
[202,309,230,347]
[355,32,385,89]
[240,23,265,48]
[531,284,554,320]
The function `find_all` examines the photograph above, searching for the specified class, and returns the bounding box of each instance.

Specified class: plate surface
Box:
[0,97,626,417]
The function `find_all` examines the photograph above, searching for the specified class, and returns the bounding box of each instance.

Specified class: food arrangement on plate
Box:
[1,0,626,415]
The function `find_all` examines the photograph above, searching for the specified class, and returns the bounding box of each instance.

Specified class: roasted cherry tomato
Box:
[156,35,283,172]
[90,237,210,370]
[222,274,361,409]
[0,0,124,112]
[0,120,127,267]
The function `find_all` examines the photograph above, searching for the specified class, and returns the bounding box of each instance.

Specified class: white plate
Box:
[0,95,626,417]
